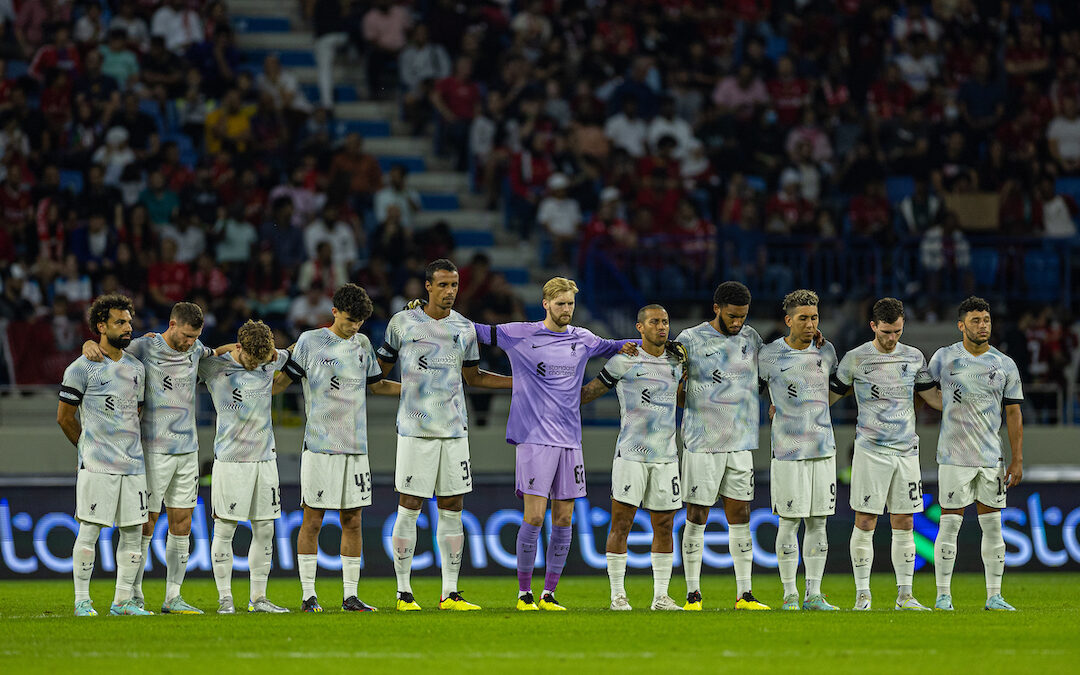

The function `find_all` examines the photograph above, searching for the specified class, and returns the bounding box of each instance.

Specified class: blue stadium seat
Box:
[59,170,83,195]
[419,193,460,211]
[138,100,165,133]
[766,36,788,61]
[242,49,316,68]
[300,84,359,103]
[377,156,426,172]
[1024,250,1061,302]
[333,120,391,138]
[452,230,494,247]
[497,268,530,285]
[886,175,916,204]
[1055,177,1080,204]
[969,248,999,288]
[744,175,767,193]
[230,16,291,33]
[5,60,29,79]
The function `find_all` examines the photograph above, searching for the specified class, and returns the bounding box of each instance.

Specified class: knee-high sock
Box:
[850,527,874,594]
[164,532,190,601]
[934,514,963,596]
[544,525,572,595]
[803,516,829,598]
[515,521,541,594]
[248,519,275,602]
[342,556,362,599]
[606,552,627,600]
[437,509,464,598]
[211,519,237,600]
[729,522,754,596]
[391,506,420,594]
[776,517,800,597]
[73,522,101,604]
[682,521,705,594]
[131,534,151,598]
[298,553,318,600]
[978,512,1005,599]
[114,525,143,604]
[652,552,673,599]
[891,528,915,596]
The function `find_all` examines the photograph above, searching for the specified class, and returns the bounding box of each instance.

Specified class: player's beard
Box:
[717,317,739,335]
[108,334,132,349]
[966,329,989,345]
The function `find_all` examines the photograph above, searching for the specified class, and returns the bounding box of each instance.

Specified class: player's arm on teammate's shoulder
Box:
[462,364,513,389]
[580,376,612,405]
[272,343,303,395]
[1004,402,1023,486]
[582,358,621,405]
[368,379,402,396]
[214,342,238,356]
[56,401,81,446]
[82,333,154,361]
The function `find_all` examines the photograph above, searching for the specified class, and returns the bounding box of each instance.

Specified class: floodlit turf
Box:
[1,573,1078,674]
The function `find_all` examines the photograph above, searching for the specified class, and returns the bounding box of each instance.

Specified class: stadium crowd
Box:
[0,0,1077,398]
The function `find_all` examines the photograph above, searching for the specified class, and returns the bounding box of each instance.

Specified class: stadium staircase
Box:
[230,1,547,320]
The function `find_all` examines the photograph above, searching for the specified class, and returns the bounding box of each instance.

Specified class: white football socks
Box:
[729,522,754,596]
[776,517,800,597]
[850,527,874,594]
[342,555,362,599]
[211,519,237,600]
[437,508,465,598]
[113,525,143,605]
[72,522,101,604]
[248,519,274,602]
[891,528,915,597]
[391,506,420,594]
[606,552,627,600]
[165,532,190,601]
[935,514,962,597]
[978,512,1005,599]
[651,552,673,599]
[803,516,828,598]
[298,553,318,600]
[131,534,151,599]
[682,521,705,594]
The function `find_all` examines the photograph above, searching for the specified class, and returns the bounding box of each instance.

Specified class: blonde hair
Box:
[542,277,579,301]
[783,289,819,315]
[237,319,275,361]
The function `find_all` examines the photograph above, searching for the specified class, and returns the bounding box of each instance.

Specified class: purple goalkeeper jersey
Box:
[475,321,632,449]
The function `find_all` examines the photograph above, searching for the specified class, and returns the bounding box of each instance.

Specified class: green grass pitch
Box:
[2,573,1078,674]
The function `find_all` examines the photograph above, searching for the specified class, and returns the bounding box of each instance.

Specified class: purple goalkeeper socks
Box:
[544,525,572,593]
[516,522,541,592]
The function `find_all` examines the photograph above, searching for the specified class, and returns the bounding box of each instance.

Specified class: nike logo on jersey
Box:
[863,367,875,374]
[99,380,111,386]
[531,344,543,349]
[705,351,721,358]
[950,370,960,376]
[780,367,793,372]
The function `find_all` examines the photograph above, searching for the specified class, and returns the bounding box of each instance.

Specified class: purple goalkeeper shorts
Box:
[515,444,587,501]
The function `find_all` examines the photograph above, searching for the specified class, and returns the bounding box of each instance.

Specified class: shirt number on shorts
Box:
[671,476,681,496]
[908,481,923,502]
[829,482,836,508]
[138,491,146,511]
[574,464,584,485]
[996,477,1006,496]
[460,460,471,482]
[270,487,279,506]
[355,472,370,492]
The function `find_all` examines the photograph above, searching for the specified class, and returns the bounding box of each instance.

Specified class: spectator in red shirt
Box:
[867,63,914,124]
[0,165,32,228]
[147,237,192,318]
[508,134,555,240]
[580,186,636,270]
[635,167,682,232]
[767,56,810,127]
[766,170,814,234]
[596,4,637,59]
[28,23,82,81]
[431,56,480,171]
[637,135,681,184]
[848,180,892,240]
[1004,24,1049,91]
[669,198,717,288]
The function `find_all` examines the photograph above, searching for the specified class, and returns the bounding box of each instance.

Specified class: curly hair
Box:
[713,281,751,308]
[87,294,134,334]
[782,289,819,316]
[237,320,275,362]
[958,296,991,319]
[871,297,905,324]
[332,283,374,321]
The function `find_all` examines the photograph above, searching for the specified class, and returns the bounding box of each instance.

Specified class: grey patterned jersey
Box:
[59,354,145,474]
[677,322,762,453]
[598,350,683,463]
[833,342,933,457]
[759,338,838,461]
[927,343,1024,468]
[376,308,479,438]
[198,349,289,462]
[284,327,384,454]
[128,334,213,455]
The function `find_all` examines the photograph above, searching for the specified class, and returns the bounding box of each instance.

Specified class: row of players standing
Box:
[56,262,1023,615]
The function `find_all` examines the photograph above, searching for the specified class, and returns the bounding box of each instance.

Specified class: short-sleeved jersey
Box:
[284,327,383,455]
[475,321,632,449]
[598,351,683,463]
[59,354,145,475]
[198,349,289,462]
[128,334,213,455]
[377,308,478,438]
[759,338,838,461]
[677,322,763,453]
[833,341,934,457]
[927,343,1024,467]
